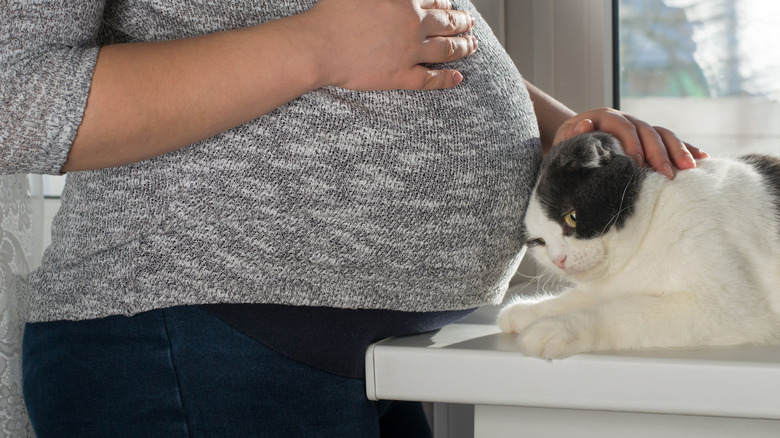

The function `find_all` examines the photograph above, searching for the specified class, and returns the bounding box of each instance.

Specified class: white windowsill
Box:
[366,322,780,437]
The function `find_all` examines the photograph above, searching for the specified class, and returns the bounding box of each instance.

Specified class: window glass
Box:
[619,0,780,156]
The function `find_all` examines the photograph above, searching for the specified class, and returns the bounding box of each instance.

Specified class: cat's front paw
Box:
[498,301,542,333]
[517,314,595,359]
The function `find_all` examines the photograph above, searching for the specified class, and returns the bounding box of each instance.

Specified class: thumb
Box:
[570,118,594,136]
[553,118,595,147]
[401,66,464,90]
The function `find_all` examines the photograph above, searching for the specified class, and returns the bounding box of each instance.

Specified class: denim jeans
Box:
[23,305,432,438]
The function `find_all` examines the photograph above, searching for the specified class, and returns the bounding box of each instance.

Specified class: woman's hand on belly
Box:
[303,0,478,91]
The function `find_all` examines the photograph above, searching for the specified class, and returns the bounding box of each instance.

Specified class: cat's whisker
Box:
[539,269,566,294]
[599,177,638,238]
[531,190,559,213]
[513,262,559,297]
[513,269,545,282]
[600,201,638,238]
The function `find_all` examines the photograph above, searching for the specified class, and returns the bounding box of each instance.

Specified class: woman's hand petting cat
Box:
[553,108,709,179]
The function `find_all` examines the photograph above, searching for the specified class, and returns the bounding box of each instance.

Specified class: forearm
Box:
[63,16,320,172]
[62,0,477,173]
[524,79,576,155]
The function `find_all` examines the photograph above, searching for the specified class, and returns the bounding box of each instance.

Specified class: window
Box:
[618,0,780,156]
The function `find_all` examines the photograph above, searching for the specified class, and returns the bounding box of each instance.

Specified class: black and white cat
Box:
[498,131,780,359]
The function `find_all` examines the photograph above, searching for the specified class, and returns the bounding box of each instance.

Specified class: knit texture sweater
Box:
[2,0,541,322]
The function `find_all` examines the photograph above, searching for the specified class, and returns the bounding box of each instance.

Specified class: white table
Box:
[365,323,780,437]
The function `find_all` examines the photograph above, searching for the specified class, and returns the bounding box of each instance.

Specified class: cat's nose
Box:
[553,255,567,269]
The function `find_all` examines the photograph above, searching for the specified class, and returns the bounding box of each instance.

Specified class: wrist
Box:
[281,9,340,90]
[246,14,328,93]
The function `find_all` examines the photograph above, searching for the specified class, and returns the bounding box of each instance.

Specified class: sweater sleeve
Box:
[0,1,106,175]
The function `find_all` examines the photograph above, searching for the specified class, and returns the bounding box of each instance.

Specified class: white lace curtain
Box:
[0,174,42,437]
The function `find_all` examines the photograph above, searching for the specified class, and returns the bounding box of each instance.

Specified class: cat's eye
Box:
[564,211,577,228]
[527,238,546,247]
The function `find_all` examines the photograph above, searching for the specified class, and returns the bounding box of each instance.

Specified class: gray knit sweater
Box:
[2,0,541,322]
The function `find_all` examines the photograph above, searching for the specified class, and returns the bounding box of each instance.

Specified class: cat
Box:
[498,131,780,359]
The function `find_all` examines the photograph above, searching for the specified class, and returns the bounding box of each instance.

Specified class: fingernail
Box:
[662,162,674,179]
[634,154,644,166]
[684,152,697,167]
[688,144,709,158]
[470,13,476,28]
[471,35,478,52]
[453,71,463,85]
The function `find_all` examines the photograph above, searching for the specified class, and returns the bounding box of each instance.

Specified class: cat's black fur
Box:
[533,132,647,239]
[740,154,780,214]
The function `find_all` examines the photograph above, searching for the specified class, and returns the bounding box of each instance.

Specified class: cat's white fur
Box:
[498,156,780,359]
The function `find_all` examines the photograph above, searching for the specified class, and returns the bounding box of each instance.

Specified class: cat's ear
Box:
[551,132,622,171]
[581,133,624,168]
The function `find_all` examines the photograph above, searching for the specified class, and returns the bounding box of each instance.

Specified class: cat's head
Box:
[524,132,647,281]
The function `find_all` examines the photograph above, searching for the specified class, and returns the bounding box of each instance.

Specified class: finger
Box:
[685,143,709,159]
[550,117,592,148]
[418,0,453,9]
[399,66,464,90]
[421,8,475,37]
[654,126,696,170]
[420,34,477,64]
[625,117,673,178]
[552,118,593,146]
[592,111,644,165]
[571,119,594,137]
